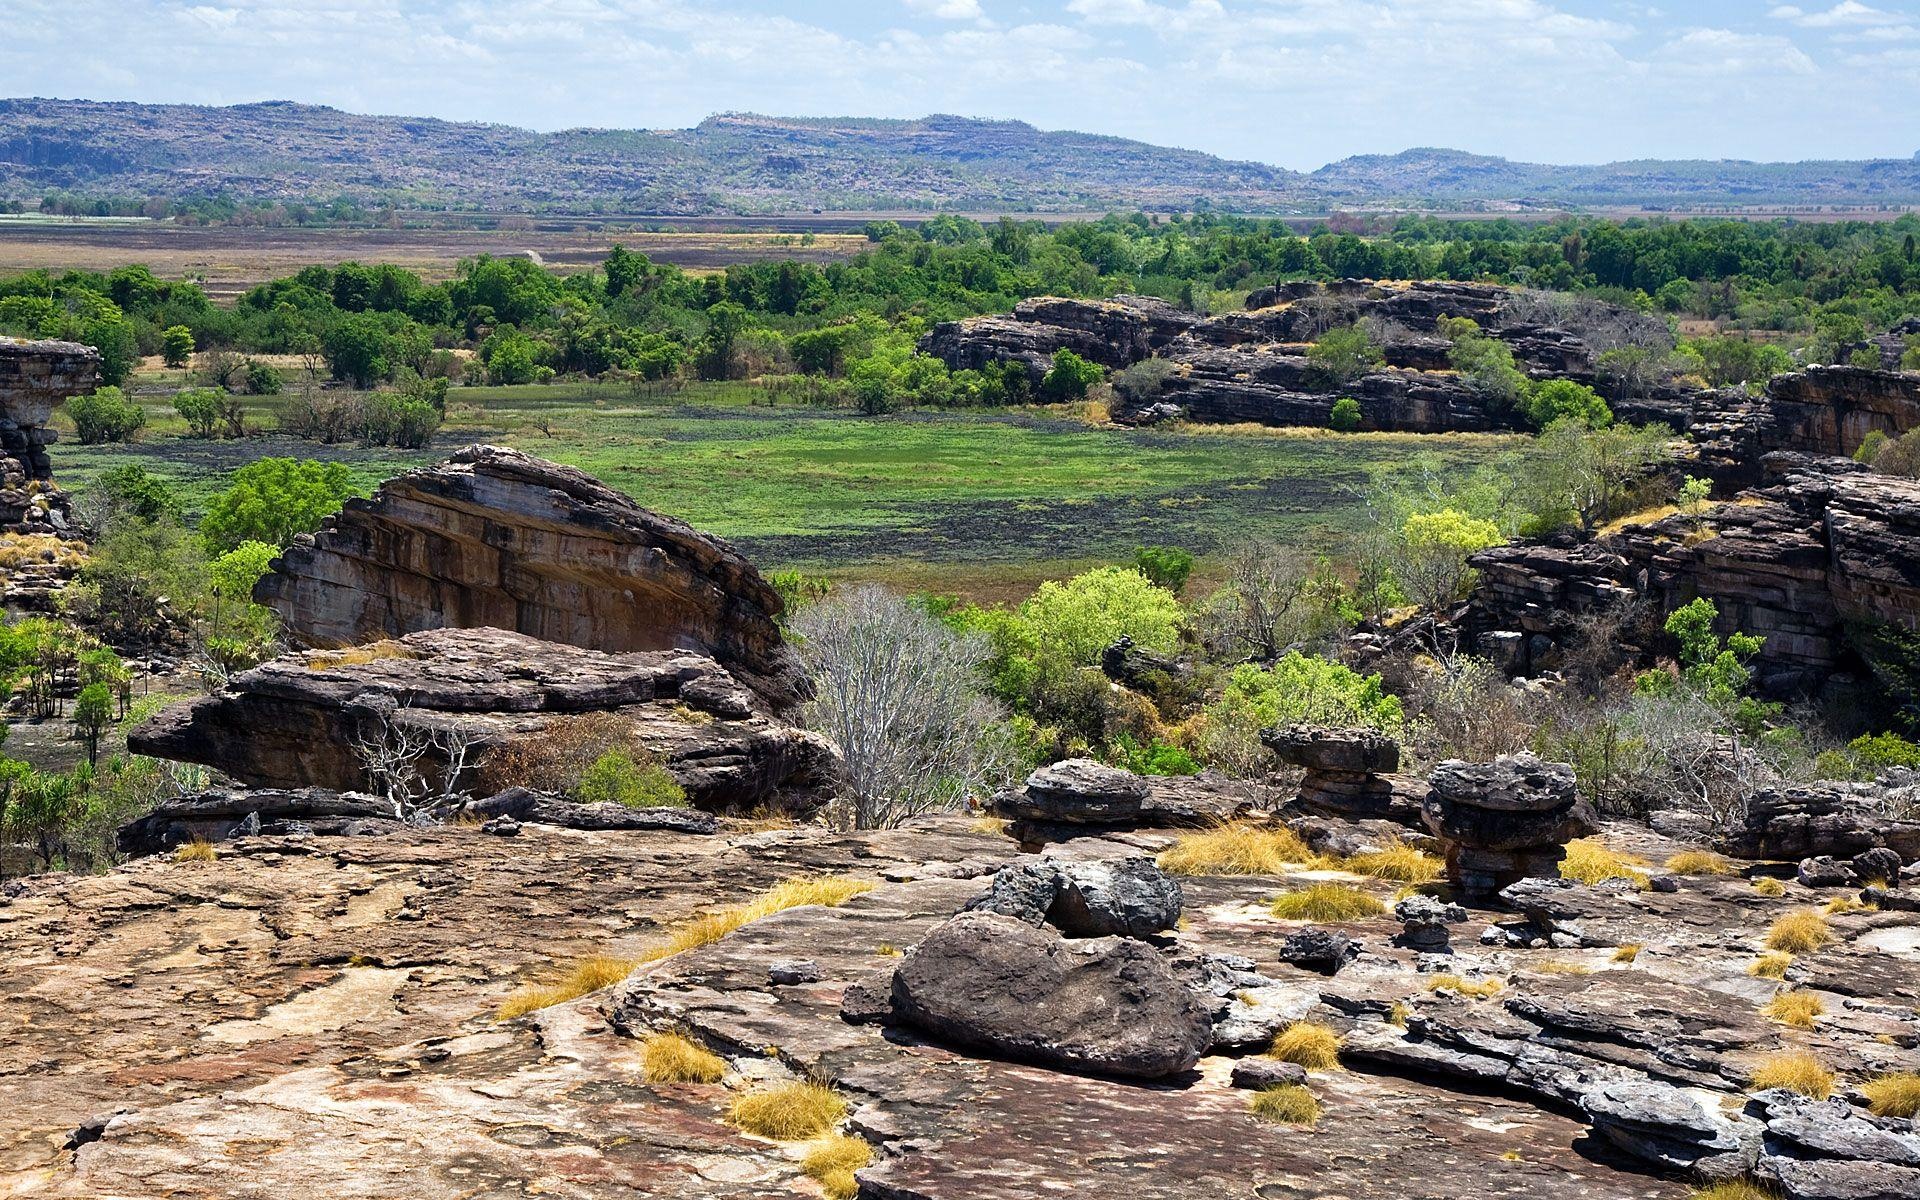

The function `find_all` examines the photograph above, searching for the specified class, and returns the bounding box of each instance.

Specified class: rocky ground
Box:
[3,801,1914,1200]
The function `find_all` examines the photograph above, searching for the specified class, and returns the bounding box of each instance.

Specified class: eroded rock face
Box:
[888,910,1213,1079]
[254,444,809,712]
[0,338,97,534]
[127,627,837,812]
[918,294,1199,379]
[1421,753,1595,899]
[1717,781,1920,862]
[1264,725,1426,824]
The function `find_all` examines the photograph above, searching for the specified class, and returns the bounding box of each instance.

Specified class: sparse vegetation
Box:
[635,876,877,967]
[638,1031,729,1084]
[174,838,218,862]
[1762,991,1825,1029]
[1749,951,1795,980]
[1424,974,1504,999]
[1664,849,1732,876]
[728,1080,847,1141]
[1747,1050,1835,1099]
[1268,883,1386,921]
[496,954,636,1020]
[1765,910,1834,954]
[1753,877,1787,897]
[1342,841,1442,885]
[1862,1071,1920,1118]
[1611,944,1641,963]
[1249,1083,1320,1126]
[801,1133,873,1199]
[1158,822,1313,876]
[1560,839,1648,887]
[1267,1022,1343,1070]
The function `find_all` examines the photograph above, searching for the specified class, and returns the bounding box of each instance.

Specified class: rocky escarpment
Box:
[1467,455,1920,692]
[128,626,837,812]
[0,338,97,534]
[255,444,809,713]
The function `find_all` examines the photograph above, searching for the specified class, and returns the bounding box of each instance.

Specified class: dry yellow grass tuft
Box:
[1611,944,1642,963]
[1425,974,1504,999]
[1664,849,1732,876]
[1560,839,1649,887]
[1268,883,1386,921]
[1762,991,1825,1030]
[728,1080,847,1141]
[1765,909,1834,954]
[1748,1050,1835,1099]
[1690,1182,1780,1200]
[1824,895,1876,915]
[1748,951,1794,979]
[967,816,1010,836]
[306,640,418,671]
[635,876,876,966]
[1267,1021,1343,1070]
[1862,1071,1920,1118]
[1342,841,1443,885]
[1249,1083,1320,1125]
[174,838,218,862]
[1158,821,1314,876]
[801,1133,873,1200]
[497,954,636,1020]
[1752,877,1788,897]
[1388,1001,1411,1027]
[0,532,86,570]
[639,1031,728,1084]
[1532,960,1593,975]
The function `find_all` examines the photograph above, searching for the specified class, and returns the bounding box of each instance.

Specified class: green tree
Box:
[1523,419,1674,533]
[1329,396,1362,432]
[84,464,177,527]
[603,244,646,298]
[1397,509,1504,610]
[160,324,195,368]
[1134,546,1195,594]
[1016,566,1185,665]
[65,385,146,444]
[72,683,114,766]
[1040,349,1104,401]
[201,458,357,553]
[171,387,232,438]
[243,359,284,395]
[1306,324,1383,388]
[322,312,394,387]
[1523,378,1612,430]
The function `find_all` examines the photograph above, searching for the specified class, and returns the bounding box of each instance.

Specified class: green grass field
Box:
[49,379,1523,598]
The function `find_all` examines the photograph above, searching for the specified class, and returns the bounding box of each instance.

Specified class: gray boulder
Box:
[967,856,1183,938]
[890,911,1213,1079]
[1852,847,1904,886]
[1799,856,1858,888]
[1580,1079,1761,1180]
[1278,928,1358,975]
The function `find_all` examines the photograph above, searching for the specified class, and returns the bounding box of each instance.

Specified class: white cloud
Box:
[1654,27,1819,75]
[1771,2,1905,27]
[904,0,986,19]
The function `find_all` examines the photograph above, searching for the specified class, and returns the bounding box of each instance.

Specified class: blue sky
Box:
[6,1,1919,168]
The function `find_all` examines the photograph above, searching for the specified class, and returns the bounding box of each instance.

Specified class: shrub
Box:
[1847,731,1920,772]
[1397,509,1504,610]
[1269,883,1385,921]
[173,386,241,438]
[1040,348,1104,401]
[1765,910,1834,954]
[1664,850,1732,876]
[572,749,686,809]
[1862,1071,1920,1118]
[1267,1022,1342,1070]
[1249,1083,1320,1125]
[1762,991,1824,1029]
[1306,324,1383,388]
[801,1134,872,1200]
[1134,545,1195,594]
[497,954,636,1020]
[65,385,146,444]
[1328,396,1363,432]
[1522,378,1612,430]
[160,324,194,367]
[242,359,284,395]
[1017,566,1185,665]
[1158,822,1313,876]
[201,458,358,553]
[728,1081,846,1141]
[1747,1050,1834,1099]
[794,585,1013,830]
[638,1031,728,1083]
[1560,839,1648,887]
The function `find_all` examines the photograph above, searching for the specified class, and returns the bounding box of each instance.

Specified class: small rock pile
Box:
[1262,725,1423,823]
[1420,752,1596,899]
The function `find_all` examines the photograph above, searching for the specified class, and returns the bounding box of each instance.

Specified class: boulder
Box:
[991,760,1258,842]
[967,856,1182,938]
[1277,928,1358,975]
[1852,847,1905,886]
[253,445,810,713]
[1421,753,1595,898]
[1799,856,1858,889]
[1395,893,1467,951]
[128,627,837,813]
[889,911,1213,1079]
[1265,726,1424,824]
[462,787,718,834]
[1229,1059,1309,1091]
[1580,1079,1761,1180]
[1720,781,1920,862]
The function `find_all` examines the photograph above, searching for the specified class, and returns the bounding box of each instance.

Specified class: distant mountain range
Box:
[4,98,1919,216]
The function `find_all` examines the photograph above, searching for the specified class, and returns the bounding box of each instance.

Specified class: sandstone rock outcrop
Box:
[128,627,837,812]
[0,338,97,534]
[966,855,1183,938]
[254,445,809,712]
[989,757,1262,844]
[1420,753,1596,899]
[1263,725,1425,823]
[1715,780,1920,862]
[888,910,1214,1079]
[1468,456,1920,693]
[918,294,1199,379]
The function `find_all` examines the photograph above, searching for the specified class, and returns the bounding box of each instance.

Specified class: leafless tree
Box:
[1198,540,1324,661]
[792,585,1015,831]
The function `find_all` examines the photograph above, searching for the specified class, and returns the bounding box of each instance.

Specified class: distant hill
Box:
[3,98,1919,216]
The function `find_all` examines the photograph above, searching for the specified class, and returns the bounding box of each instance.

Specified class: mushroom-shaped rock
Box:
[1421,752,1595,899]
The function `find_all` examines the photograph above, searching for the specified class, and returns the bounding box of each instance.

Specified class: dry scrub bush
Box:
[1753,877,1787,897]
[793,585,1014,830]
[1267,1022,1342,1070]
[1560,839,1649,887]
[638,876,876,965]
[174,838,218,862]
[306,640,417,671]
[497,954,635,1020]
[1269,884,1385,921]
[0,533,86,570]
[1762,991,1825,1029]
[1748,951,1795,980]
[728,1080,847,1141]
[1748,1050,1835,1099]
[478,712,641,795]
[1159,822,1313,876]
[802,1134,873,1199]
[1612,944,1642,963]
[639,1032,728,1084]
[1765,910,1834,954]
[1862,1071,1920,1118]
[1249,1083,1320,1126]
[1532,960,1593,975]
[1342,840,1442,884]
[1824,895,1876,915]
[1690,1183,1780,1200]
[1665,850,1732,875]
[1425,974,1505,999]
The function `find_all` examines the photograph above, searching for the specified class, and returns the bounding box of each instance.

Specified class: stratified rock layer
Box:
[1421,753,1595,898]
[127,626,837,812]
[254,444,809,712]
[0,337,97,533]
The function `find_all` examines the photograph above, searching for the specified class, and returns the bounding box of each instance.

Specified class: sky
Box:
[5,1,1919,169]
